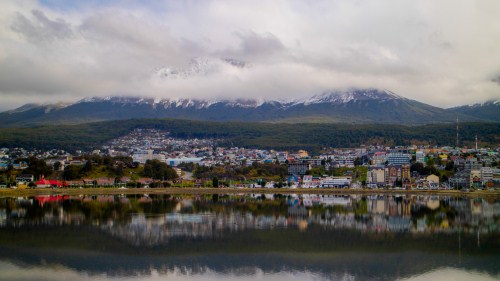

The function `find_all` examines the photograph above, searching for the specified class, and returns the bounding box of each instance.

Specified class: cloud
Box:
[0,0,500,111]
[11,9,73,43]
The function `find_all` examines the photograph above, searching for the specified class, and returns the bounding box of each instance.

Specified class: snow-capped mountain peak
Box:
[3,88,498,125]
[296,88,406,106]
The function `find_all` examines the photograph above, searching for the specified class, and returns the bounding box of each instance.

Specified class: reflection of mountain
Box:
[0,226,499,280]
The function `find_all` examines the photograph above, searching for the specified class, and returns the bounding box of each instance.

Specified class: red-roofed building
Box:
[35,176,66,188]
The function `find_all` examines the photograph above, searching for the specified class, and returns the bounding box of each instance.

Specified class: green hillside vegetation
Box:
[0,119,498,153]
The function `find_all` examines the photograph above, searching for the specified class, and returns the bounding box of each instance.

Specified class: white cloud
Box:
[0,0,499,111]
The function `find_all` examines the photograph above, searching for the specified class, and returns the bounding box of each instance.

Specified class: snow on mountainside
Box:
[1,88,496,126]
[447,99,500,122]
[295,89,405,106]
[73,89,407,109]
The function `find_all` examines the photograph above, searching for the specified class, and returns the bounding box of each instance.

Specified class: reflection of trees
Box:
[0,195,498,238]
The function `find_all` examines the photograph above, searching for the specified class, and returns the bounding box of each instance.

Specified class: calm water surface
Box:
[0,193,498,281]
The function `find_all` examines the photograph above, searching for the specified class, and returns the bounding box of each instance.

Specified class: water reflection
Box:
[2,194,498,239]
[0,193,499,280]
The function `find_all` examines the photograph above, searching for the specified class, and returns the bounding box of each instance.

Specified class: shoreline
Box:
[1,187,499,198]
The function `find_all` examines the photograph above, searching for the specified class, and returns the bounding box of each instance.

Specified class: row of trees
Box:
[193,162,288,181]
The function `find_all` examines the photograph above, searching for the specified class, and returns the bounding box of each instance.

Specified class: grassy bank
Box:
[0,187,499,198]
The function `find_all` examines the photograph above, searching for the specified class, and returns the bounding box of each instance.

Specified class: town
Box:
[1,129,499,191]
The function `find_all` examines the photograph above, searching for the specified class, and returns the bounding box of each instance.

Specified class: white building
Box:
[321,177,351,188]
[367,167,385,187]
[480,167,493,185]
[132,150,166,164]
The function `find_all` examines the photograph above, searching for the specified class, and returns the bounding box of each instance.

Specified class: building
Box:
[367,167,385,187]
[385,165,402,187]
[493,168,500,184]
[288,163,310,176]
[470,170,481,188]
[416,150,425,164]
[174,167,182,178]
[277,152,288,163]
[16,174,34,183]
[297,150,309,158]
[386,153,411,166]
[480,167,493,185]
[464,158,482,171]
[132,150,166,164]
[401,164,411,181]
[321,177,351,188]
[165,157,203,167]
[449,170,469,189]
[372,152,387,165]
[426,174,440,187]
[334,155,355,168]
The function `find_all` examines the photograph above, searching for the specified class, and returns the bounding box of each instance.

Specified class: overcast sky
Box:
[1,0,499,111]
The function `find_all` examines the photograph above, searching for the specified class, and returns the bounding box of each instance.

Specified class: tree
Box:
[143,160,178,180]
[53,161,62,171]
[354,157,362,166]
[212,176,219,188]
[82,160,93,173]
[63,165,82,180]
[23,157,53,179]
[411,163,425,175]
[445,161,455,171]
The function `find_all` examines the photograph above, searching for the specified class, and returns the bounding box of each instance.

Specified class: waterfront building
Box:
[367,167,385,187]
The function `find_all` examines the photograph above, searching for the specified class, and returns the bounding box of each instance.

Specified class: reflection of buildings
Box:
[103,211,290,246]
[0,194,498,247]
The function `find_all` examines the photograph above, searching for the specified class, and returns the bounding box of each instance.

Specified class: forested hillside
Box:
[0,119,498,152]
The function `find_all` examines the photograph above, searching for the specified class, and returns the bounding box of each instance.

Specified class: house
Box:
[16,174,34,183]
[35,176,65,188]
[66,180,83,187]
[96,178,115,186]
[35,178,51,188]
[136,178,154,186]
[426,174,440,188]
[82,178,95,187]
[287,175,300,184]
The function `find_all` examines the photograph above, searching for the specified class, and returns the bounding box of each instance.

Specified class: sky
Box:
[1,0,500,111]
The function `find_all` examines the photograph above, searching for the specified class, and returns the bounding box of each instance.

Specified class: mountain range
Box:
[1,89,498,127]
